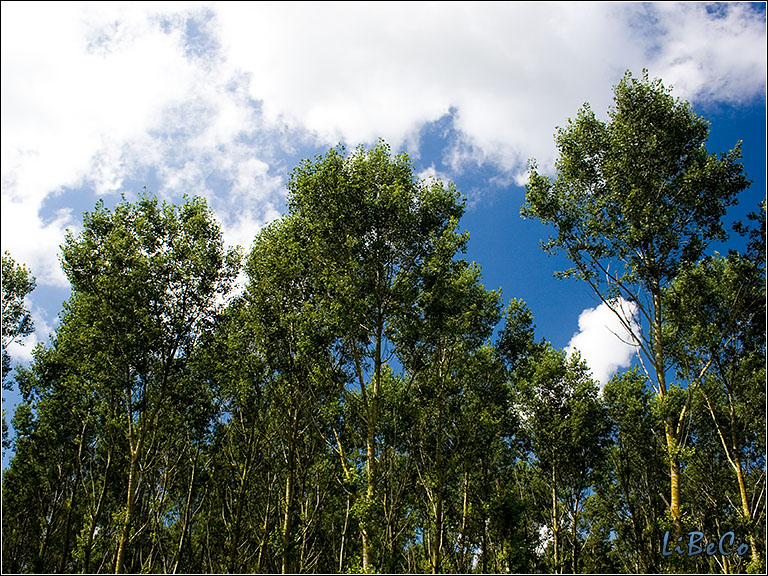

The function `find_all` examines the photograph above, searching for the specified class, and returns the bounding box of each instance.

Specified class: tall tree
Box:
[192,298,276,573]
[515,346,607,574]
[59,191,239,573]
[522,69,750,529]
[286,141,465,571]
[244,215,346,573]
[590,368,669,573]
[2,339,98,573]
[664,246,766,571]
[393,232,505,572]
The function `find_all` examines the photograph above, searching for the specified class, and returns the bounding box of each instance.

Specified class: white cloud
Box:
[566,298,641,387]
[214,2,765,171]
[1,2,201,284]
[0,2,285,290]
[640,2,767,103]
[417,164,453,186]
[215,2,632,170]
[1,0,764,297]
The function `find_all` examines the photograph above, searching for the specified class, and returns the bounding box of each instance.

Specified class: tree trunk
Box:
[570,500,579,574]
[281,408,298,574]
[460,470,469,572]
[712,388,763,571]
[115,440,140,573]
[733,459,761,569]
[172,448,198,574]
[652,279,683,533]
[551,465,560,574]
[84,447,111,573]
[59,421,87,573]
[228,426,254,574]
[362,416,376,572]
[664,423,682,533]
[432,488,444,574]
[362,316,384,572]
[338,495,350,572]
[432,403,445,574]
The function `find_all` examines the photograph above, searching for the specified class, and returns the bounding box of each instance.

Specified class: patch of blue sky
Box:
[697,100,766,255]
[180,9,220,62]
[410,107,598,351]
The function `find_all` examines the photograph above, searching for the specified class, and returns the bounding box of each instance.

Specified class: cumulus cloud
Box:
[1,1,764,298]
[638,2,767,103]
[215,2,765,170]
[566,298,641,387]
[0,2,286,288]
[216,2,631,170]
[2,2,199,283]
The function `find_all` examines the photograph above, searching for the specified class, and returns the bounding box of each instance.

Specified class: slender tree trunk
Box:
[714,518,731,574]
[84,447,111,573]
[734,460,761,568]
[481,517,488,574]
[37,497,59,571]
[726,389,762,570]
[704,386,763,570]
[570,500,579,574]
[59,421,87,573]
[651,280,683,533]
[362,317,383,572]
[115,402,160,574]
[551,465,560,574]
[339,495,350,572]
[256,473,275,573]
[115,440,140,574]
[460,470,469,572]
[172,448,198,574]
[432,403,444,574]
[664,423,682,531]
[229,427,254,574]
[432,489,444,574]
[362,414,376,572]
[281,408,298,574]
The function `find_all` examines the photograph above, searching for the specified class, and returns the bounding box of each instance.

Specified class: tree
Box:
[286,141,466,571]
[392,233,506,572]
[515,346,607,574]
[191,298,276,573]
[243,215,346,573]
[2,251,36,448]
[664,247,766,571]
[522,69,751,530]
[2,252,36,377]
[3,322,113,573]
[591,368,669,573]
[59,191,239,573]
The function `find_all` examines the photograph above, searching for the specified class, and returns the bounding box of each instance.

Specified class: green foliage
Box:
[2,251,36,372]
[595,369,668,573]
[663,246,766,572]
[522,68,756,540]
[3,191,239,573]
[515,345,608,573]
[2,119,764,574]
[523,70,749,290]
[2,251,37,448]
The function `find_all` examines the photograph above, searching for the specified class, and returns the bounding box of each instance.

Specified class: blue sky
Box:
[1,2,766,455]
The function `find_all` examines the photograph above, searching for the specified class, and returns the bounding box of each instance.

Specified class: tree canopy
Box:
[522,69,754,538]
[2,76,765,574]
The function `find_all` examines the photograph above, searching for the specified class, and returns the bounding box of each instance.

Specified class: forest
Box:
[1,73,765,574]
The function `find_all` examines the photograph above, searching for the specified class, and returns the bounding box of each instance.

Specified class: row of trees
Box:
[2,72,765,574]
